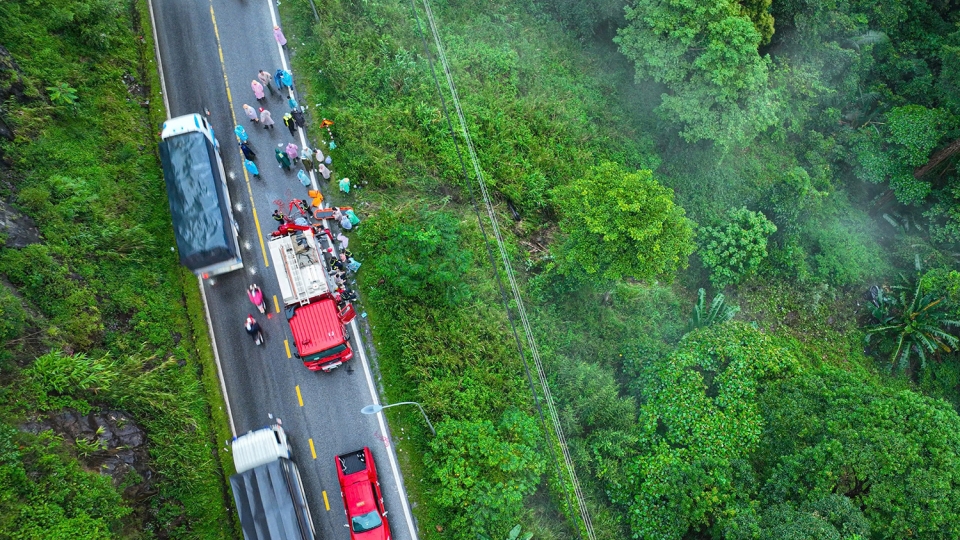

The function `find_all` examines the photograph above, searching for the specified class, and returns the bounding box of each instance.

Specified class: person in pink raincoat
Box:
[242,104,259,123]
[285,142,299,163]
[274,26,287,47]
[317,162,331,180]
[259,107,275,130]
[251,80,265,101]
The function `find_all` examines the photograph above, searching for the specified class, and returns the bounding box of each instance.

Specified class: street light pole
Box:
[361,401,436,436]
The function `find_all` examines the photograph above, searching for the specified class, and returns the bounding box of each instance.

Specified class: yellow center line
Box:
[273,295,280,313]
[284,339,292,358]
[208,3,269,267]
[309,438,318,460]
[295,385,303,407]
[322,490,330,511]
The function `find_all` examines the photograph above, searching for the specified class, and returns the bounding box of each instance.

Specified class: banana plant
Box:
[866,276,960,373]
[688,288,740,332]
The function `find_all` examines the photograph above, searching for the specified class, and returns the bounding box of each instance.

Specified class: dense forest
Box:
[284,0,960,537]
[1,0,960,538]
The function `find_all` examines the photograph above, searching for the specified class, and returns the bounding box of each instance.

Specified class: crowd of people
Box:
[238,24,361,341]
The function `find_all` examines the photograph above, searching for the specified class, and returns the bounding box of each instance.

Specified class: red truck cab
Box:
[268,227,356,372]
[289,298,355,371]
[336,447,391,540]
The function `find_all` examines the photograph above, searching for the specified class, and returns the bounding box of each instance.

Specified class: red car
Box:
[336,447,391,540]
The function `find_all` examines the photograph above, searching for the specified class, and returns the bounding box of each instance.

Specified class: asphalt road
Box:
[148,0,419,538]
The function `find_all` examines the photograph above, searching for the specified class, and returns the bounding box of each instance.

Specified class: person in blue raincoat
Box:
[244,159,260,178]
[280,69,293,88]
[297,169,311,187]
[234,125,249,143]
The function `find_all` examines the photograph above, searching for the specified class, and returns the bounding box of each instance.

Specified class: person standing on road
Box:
[258,70,275,96]
[234,125,249,143]
[244,159,260,178]
[301,146,314,171]
[285,143,299,163]
[283,112,296,136]
[275,148,291,170]
[274,69,285,90]
[291,108,306,128]
[259,107,275,129]
[242,104,259,124]
[251,79,265,102]
[297,169,311,187]
[240,141,256,161]
[272,209,286,223]
[279,69,293,89]
[274,26,287,48]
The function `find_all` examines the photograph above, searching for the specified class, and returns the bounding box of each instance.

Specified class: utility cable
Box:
[408,1,596,538]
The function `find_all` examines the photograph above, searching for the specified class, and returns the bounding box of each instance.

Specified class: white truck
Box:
[158,113,243,279]
[230,425,317,540]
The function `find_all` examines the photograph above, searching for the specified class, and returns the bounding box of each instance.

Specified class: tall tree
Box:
[615,0,779,149]
[550,162,694,282]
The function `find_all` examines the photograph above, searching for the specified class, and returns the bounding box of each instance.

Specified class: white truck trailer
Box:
[230,425,317,540]
[158,113,243,278]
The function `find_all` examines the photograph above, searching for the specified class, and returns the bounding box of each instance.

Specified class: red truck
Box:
[268,227,356,372]
[336,447,391,540]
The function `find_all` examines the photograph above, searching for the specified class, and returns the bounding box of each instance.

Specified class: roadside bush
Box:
[699,207,777,288]
[359,207,472,306]
[425,410,545,539]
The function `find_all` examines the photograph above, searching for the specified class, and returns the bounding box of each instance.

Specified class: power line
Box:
[407,1,597,538]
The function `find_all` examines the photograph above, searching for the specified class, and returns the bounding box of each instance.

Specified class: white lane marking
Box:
[350,319,420,540]
[144,0,170,117]
[199,280,238,437]
[152,0,235,437]
[267,1,319,191]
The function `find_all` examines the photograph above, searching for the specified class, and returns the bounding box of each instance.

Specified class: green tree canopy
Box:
[759,365,960,539]
[602,322,960,539]
[606,323,800,539]
[615,0,779,148]
[699,207,777,288]
[359,208,472,305]
[424,410,544,539]
[550,162,694,282]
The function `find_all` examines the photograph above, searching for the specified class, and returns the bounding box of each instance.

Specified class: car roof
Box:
[342,480,376,517]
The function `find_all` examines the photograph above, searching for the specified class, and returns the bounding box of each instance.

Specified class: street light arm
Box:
[369,401,436,436]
